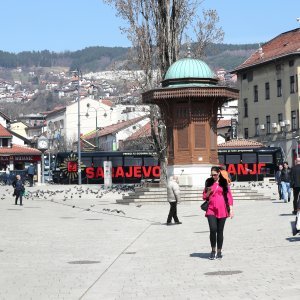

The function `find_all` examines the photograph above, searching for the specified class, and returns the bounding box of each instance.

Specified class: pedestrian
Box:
[280,161,292,203]
[12,175,25,206]
[166,175,182,225]
[275,164,283,200]
[291,158,300,214]
[27,163,35,187]
[202,166,234,260]
[5,166,11,185]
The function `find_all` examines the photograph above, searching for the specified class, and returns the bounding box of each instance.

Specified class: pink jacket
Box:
[202,182,233,218]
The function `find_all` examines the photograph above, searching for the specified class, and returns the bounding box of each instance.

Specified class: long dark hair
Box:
[205,166,229,201]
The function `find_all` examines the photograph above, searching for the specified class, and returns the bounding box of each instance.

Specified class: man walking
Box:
[12,175,25,206]
[291,158,300,214]
[280,162,292,203]
[27,163,35,187]
[166,175,182,225]
[275,164,283,200]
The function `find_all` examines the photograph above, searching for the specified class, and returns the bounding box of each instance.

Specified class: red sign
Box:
[67,161,78,172]
[86,166,160,179]
[227,163,266,175]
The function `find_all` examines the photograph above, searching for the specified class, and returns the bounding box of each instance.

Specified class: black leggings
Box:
[15,193,23,205]
[207,215,226,250]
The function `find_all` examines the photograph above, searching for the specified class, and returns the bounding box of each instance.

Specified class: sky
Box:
[0,0,300,53]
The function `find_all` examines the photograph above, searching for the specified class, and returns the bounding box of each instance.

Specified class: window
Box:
[247,71,253,82]
[244,128,249,139]
[81,157,92,167]
[254,85,258,102]
[255,118,259,136]
[291,110,297,130]
[242,153,256,163]
[289,60,294,67]
[278,113,283,132]
[276,64,282,72]
[290,76,295,94]
[277,80,282,97]
[244,98,248,117]
[93,157,106,167]
[226,155,241,164]
[296,74,298,92]
[109,157,123,167]
[266,116,271,134]
[258,155,273,163]
[242,73,247,80]
[2,138,9,147]
[124,157,142,166]
[143,157,158,166]
[265,82,270,100]
[218,155,225,165]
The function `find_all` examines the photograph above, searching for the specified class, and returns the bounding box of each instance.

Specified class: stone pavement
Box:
[0,183,299,300]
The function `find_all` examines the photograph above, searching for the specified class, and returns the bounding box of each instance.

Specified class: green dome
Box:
[164,58,215,80]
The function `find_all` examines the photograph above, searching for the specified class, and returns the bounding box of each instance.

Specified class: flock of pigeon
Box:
[0,184,143,215]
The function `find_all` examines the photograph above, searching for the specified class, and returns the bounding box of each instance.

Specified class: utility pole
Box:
[73,69,82,185]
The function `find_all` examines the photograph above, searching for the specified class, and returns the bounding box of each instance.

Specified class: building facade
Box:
[234,28,300,165]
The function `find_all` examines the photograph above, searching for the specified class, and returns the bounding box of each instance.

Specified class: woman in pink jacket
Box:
[202,166,234,260]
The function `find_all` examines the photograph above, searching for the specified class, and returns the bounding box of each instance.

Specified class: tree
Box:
[104,0,224,183]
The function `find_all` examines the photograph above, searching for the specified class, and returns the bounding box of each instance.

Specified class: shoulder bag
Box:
[201,185,218,211]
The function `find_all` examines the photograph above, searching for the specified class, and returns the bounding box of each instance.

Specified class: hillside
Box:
[0,43,258,72]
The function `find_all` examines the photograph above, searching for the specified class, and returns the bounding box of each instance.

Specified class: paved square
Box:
[0,184,299,299]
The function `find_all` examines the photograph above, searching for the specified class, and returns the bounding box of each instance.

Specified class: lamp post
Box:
[86,103,107,150]
[72,69,82,185]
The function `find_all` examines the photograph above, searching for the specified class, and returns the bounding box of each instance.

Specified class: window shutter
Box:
[195,124,206,148]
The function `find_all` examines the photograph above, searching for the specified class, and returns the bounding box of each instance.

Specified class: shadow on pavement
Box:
[289,221,299,237]
[279,213,294,216]
[286,236,300,242]
[190,253,210,259]
[272,201,286,204]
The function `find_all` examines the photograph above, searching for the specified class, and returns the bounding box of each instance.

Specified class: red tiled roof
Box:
[0,124,13,137]
[218,139,263,148]
[82,115,148,141]
[43,106,66,117]
[125,121,151,141]
[101,99,113,107]
[217,119,231,129]
[0,144,41,155]
[234,28,300,71]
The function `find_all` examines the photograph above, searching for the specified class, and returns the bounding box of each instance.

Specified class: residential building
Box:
[0,124,42,176]
[45,97,149,152]
[233,28,300,165]
[81,116,149,151]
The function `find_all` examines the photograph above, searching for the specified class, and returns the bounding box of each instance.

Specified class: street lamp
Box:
[72,69,82,185]
[86,103,107,150]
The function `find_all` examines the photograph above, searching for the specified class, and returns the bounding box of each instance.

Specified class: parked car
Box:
[0,170,31,186]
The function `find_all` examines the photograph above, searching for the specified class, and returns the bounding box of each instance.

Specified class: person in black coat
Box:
[12,175,25,206]
[291,158,300,214]
[275,164,283,200]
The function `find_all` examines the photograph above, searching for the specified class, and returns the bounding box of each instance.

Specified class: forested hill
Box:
[0,43,259,72]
